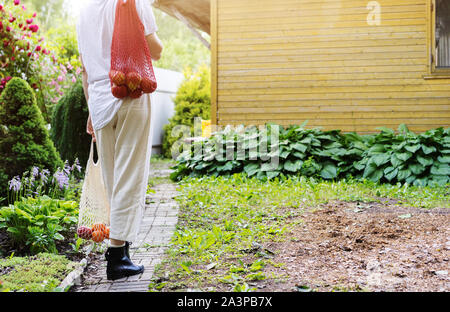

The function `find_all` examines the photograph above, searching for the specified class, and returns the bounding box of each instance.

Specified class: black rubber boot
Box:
[105,245,144,281]
[125,241,131,259]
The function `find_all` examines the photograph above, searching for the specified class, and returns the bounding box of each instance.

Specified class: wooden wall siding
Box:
[212,0,450,133]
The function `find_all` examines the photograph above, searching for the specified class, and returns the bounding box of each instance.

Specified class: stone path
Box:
[74,165,179,292]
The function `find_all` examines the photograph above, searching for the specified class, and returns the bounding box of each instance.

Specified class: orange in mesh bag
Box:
[109,0,157,99]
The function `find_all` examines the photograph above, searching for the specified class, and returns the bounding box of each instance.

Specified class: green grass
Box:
[0,253,76,292]
[151,155,176,165]
[148,174,449,292]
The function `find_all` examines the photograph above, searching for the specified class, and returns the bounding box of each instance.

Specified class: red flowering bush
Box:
[0,1,80,122]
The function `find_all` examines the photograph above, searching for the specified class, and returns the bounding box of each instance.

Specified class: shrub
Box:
[162,66,211,158]
[170,123,450,187]
[0,196,78,254]
[0,2,81,121]
[50,81,90,169]
[0,78,63,201]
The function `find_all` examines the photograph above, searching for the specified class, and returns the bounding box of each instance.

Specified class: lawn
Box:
[149,174,449,292]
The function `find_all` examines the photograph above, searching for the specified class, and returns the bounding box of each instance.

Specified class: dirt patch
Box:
[263,200,450,292]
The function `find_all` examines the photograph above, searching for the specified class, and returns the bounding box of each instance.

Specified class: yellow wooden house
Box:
[157,0,450,134]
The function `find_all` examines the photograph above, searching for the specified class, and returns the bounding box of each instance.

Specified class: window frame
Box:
[426,0,450,79]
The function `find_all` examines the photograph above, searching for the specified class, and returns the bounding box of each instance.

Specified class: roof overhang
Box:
[153,0,211,35]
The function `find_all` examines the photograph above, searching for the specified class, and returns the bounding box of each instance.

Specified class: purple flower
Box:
[71,158,81,173]
[31,166,39,178]
[8,176,22,192]
[53,169,69,190]
[72,158,81,172]
[63,160,71,175]
[40,169,50,184]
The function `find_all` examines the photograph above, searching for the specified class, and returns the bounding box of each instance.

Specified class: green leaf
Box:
[54,233,65,241]
[290,143,308,153]
[395,152,413,162]
[408,163,425,175]
[284,159,303,172]
[437,155,450,163]
[279,150,290,159]
[266,171,280,179]
[372,153,391,167]
[404,144,421,153]
[320,163,338,180]
[292,152,306,159]
[244,163,260,176]
[413,177,428,187]
[397,168,412,181]
[398,124,410,134]
[369,144,386,153]
[405,174,416,184]
[261,162,278,172]
[353,160,366,171]
[422,145,437,155]
[390,154,403,168]
[416,155,434,167]
[430,163,450,176]
[429,175,449,186]
[384,166,398,181]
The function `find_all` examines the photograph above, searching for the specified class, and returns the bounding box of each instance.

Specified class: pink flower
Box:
[72,76,77,83]
[5,77,12,82]
[33,13,37,18]
[14,0,20,6]
[6,26,11,32]
[35,45,41,52]
[28,24,39,33]
[9,17,16,23]
[76,67,82,75]
[57,76,64,82]
[0,5,3,11]
[26,19,33,24]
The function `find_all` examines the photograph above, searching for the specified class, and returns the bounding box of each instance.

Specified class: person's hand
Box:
[87,114,96,142]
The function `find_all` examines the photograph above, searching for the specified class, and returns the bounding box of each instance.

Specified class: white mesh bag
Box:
[77,139,111,242]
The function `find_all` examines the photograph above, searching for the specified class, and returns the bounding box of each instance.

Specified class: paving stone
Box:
[76,169,179,292]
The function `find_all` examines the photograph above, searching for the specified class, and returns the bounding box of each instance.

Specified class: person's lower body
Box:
[94,94,153,280]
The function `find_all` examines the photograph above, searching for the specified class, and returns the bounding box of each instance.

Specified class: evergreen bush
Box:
[50,81,90,169]
[162,66,211,159]
[0,78,63,199]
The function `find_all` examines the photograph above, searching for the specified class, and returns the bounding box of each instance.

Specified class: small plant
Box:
[0,196,78,254]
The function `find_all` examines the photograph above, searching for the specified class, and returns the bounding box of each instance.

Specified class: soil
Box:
[261,200,449,292]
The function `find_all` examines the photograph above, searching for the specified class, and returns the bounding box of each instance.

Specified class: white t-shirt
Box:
[76,0,158,131]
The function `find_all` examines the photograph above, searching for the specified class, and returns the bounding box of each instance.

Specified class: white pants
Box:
[94,94,152,243]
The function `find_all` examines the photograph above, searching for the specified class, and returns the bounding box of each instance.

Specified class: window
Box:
[432,0,450,72]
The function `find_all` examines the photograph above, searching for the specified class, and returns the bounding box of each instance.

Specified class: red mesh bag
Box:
[110,0,157,99]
